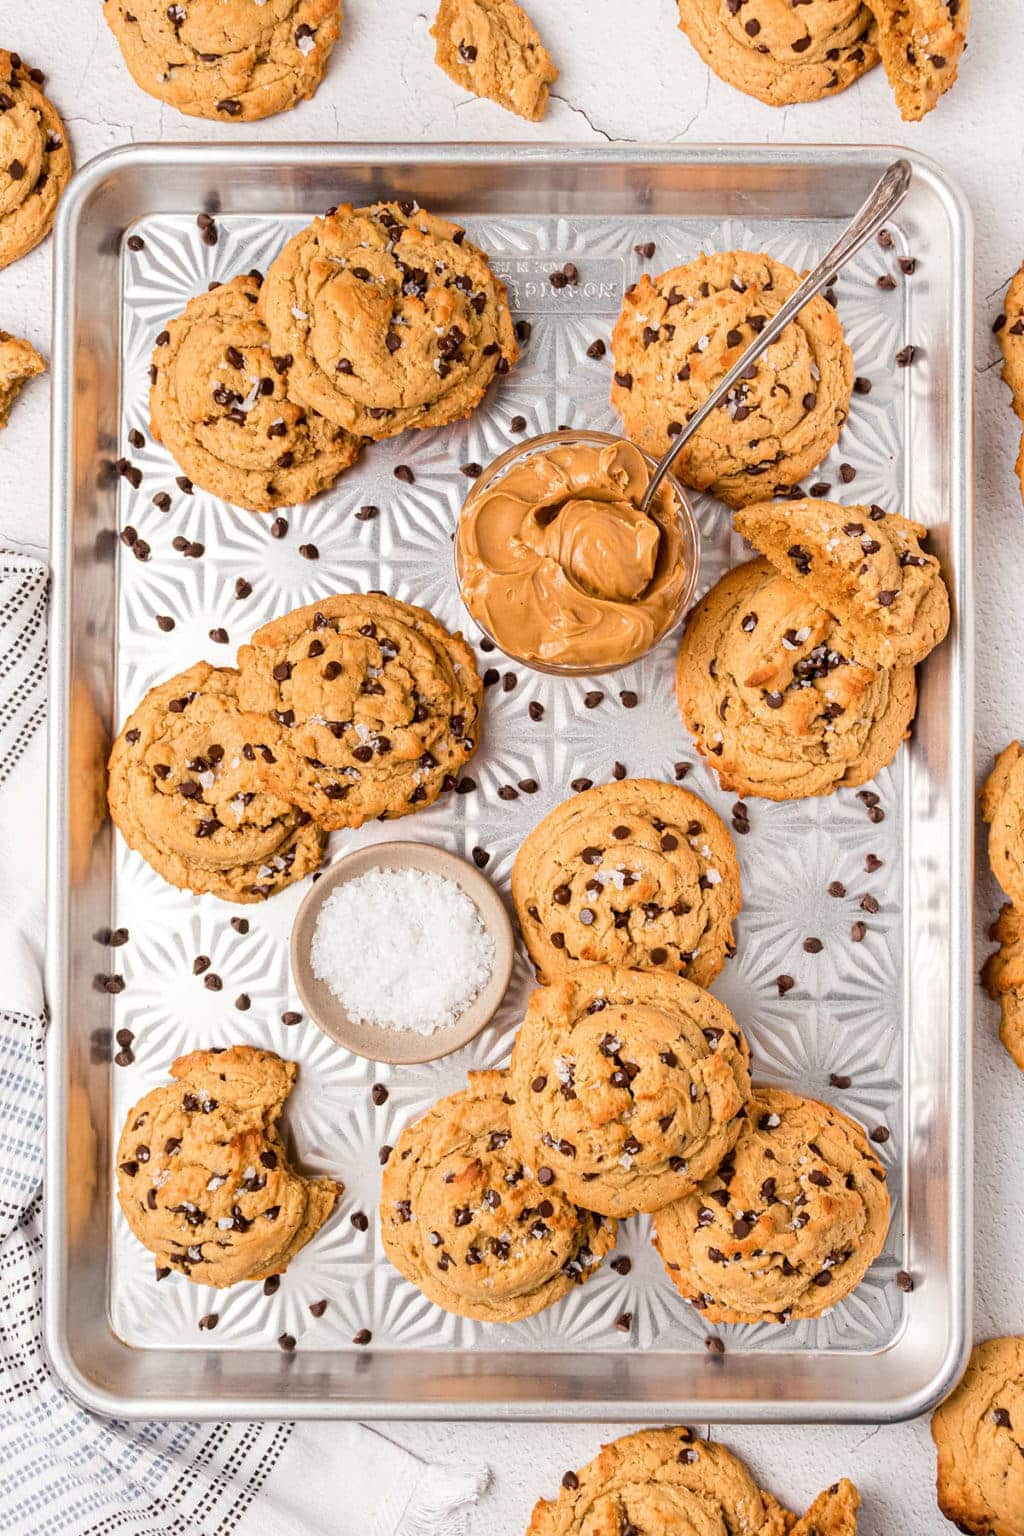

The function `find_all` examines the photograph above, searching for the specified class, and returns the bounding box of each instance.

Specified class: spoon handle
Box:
[640,158,913,512]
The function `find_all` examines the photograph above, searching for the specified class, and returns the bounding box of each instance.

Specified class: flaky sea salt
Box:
[310,866,495,1034]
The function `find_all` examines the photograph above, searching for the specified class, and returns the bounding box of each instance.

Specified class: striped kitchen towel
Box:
[0,552,488,1535]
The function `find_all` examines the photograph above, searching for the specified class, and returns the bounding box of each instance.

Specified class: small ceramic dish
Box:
[289,841,515,1065]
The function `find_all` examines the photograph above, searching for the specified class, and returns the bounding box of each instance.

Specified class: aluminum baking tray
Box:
[46,143,973,1423]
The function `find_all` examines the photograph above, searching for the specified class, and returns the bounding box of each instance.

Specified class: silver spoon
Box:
[640,157,913,513]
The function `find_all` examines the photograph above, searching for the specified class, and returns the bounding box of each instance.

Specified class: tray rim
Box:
[44,139,974,1423]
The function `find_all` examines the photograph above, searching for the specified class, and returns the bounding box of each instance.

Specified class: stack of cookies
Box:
[116,1045,340,1287]
[528,1429,860,1536]
[981,745,1024,1070]
[148,200,517,514]
[108,592,482,901]
[677,496,950,801]
[608,245,950,804]
[381,777,891,1329]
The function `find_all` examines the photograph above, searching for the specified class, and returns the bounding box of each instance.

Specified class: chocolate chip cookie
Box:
[981,743,1024,909]
[867,0,969,121]
[999,261,1024,510]
[932,1336,1024,1536]
[116,1046,341,1287]
[508,966,751,1218]
[0,51,72,271]
[108,660,325,902]
[0,331,45,427]
[983,904,1024,1074]
[789,1480,862,1536]
[676,558,917,800]
[149,273,362,512]
[652,1084,890,1323]
[235,593,482,831]
[431,0,558,121]
[526,1426,860,1536]
[380,1069,615,1322]
[611,251,853,508]
[735,497,950,667]
[676,0,878,108]
[511,779,741,990]
[257,200,517,438]
[103,0,341,122]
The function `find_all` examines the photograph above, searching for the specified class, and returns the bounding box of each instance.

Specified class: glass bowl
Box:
[453,428,701,677]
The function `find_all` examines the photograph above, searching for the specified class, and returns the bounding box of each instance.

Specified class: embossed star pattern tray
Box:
[46,144,972,1422]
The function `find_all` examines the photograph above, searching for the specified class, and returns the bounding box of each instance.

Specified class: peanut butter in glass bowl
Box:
[455,430,700,675]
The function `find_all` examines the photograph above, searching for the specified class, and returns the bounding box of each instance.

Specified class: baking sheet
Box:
[46,145,972,1420]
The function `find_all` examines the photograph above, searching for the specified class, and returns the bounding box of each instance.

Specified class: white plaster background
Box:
[1,1,1018,1529]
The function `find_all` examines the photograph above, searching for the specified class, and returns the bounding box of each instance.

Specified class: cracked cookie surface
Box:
[108,660,325,902]
[652,1084,889,1323]
[0,51,72,271]
[611,250,853,509]
[380,1069,615,1322]
[258,200,517,438]
[508,966,751,1218]
[527,1427,861,1536]
[735,497,950,668]
[103,0,341,121]
[866,0,968,120]
[0,330,45,427]
[149,273,361,512]
[983,903,1024,1074]
[116,1046,341,1287]
[981,743,1024,909]
[431,0,558,121]
[235,592,482,831]
[932,1336,1024,1536]
[511,779,741,990]
[675,558,917,800]
[676,0,878,107]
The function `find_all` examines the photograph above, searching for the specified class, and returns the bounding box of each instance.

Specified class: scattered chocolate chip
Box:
[895,1270,914,1293]
[803,937,823,954]
[352,1328,372,1346]
[776,975,795,996]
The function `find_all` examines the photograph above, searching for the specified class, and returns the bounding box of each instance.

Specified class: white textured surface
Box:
[1,1,1017,1530]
